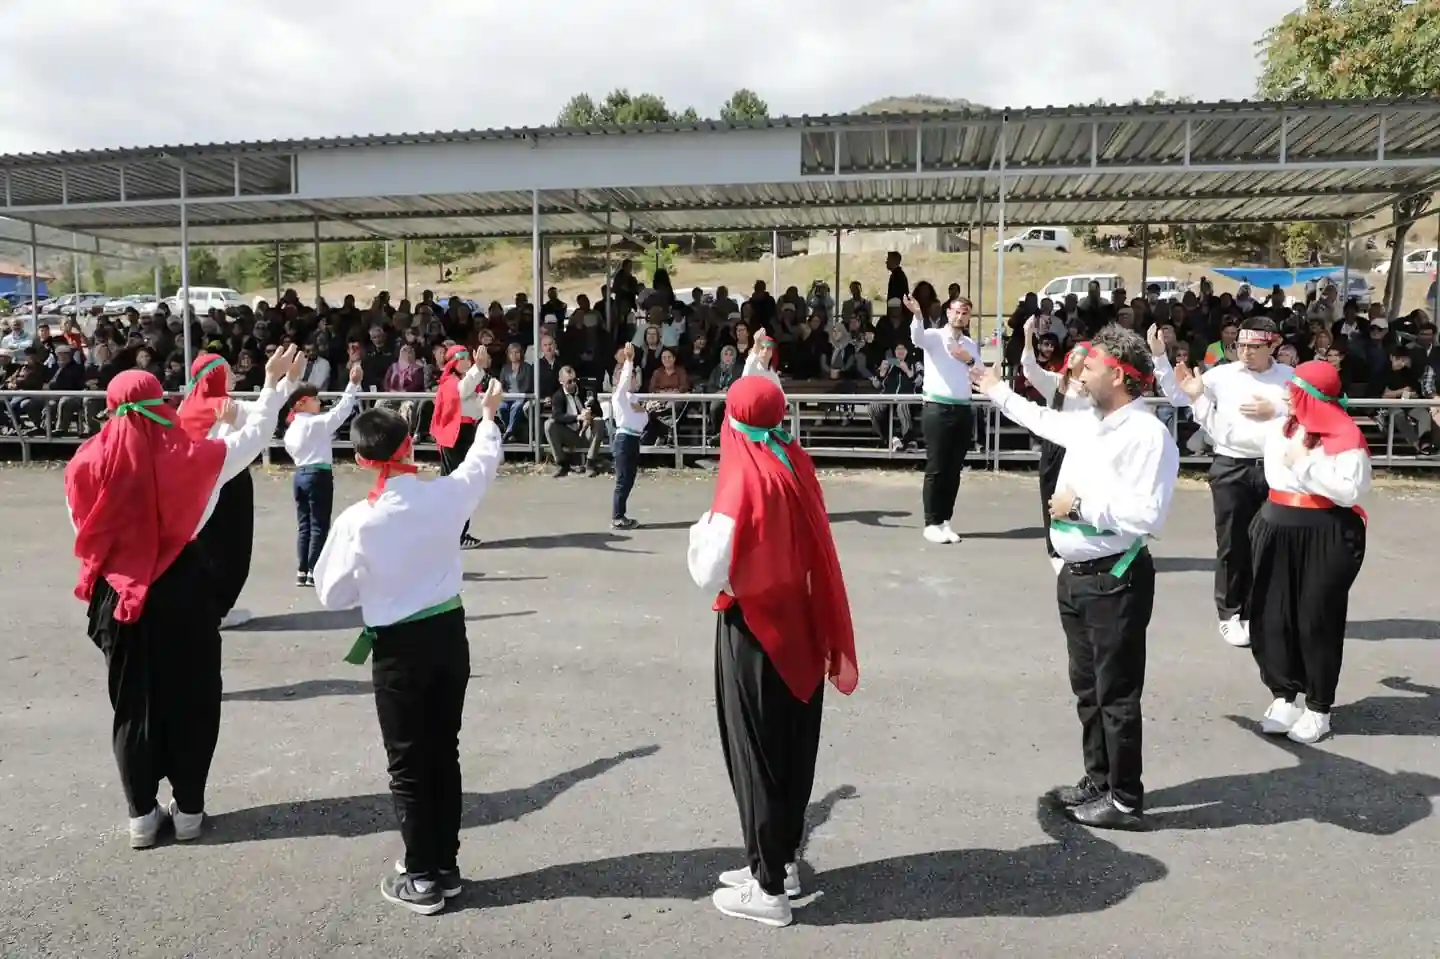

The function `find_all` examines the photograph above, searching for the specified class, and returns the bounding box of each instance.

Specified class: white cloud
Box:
[0,0,1298,153]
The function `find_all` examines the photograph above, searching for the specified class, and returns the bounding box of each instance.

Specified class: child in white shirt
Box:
[282,364,363,586]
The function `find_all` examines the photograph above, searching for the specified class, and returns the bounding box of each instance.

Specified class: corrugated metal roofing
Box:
[2,97,1439,246]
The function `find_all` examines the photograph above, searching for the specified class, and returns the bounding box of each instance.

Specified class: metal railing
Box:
[2,388,1438,470]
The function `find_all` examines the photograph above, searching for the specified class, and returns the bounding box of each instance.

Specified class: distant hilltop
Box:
[853,95,991,114]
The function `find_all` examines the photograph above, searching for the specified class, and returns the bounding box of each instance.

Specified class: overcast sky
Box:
[1,0,1300,154]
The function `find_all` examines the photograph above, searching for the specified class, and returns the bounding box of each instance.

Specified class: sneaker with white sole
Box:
[712,878,792,927]
[939,521,961,544]
[1286,708,1331,744]
[219,608,252,630]
[718,862,800,898]
[129,805,169,849]
[167,800,204,842]
[923,525,950,544]
[380,873,445,915]
[1219,615,1249,647]
[394,859,463,898]
[1260,698,1305,735]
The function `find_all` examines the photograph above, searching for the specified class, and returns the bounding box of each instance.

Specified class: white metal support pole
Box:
[1141,224,1150,298]
[28,223,38,322]
[771,230,779,292]
[153,260,161,303]
[402,240,409,300]
[995,118,1008,352]
[977,201,985,323]
[71,232,80,298]
[833,228,842,321]
[1342,222,1352,305]
[384,241,391,293]
[312,218,322,308]
[531,188,543,461]
[1434,210,1440,319]
[605,210,613,331]
[179,163,193,371]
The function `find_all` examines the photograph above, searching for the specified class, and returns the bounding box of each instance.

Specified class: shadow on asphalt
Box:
[206,745,661,844]
[1346,618,1440,641]
[1146,716,1440,835]
[231,609,536,633]
[1336,677,1440,736]
[447,790,1167,924]
[222,679,372,703]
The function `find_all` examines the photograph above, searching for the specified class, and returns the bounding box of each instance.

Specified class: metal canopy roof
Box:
[2,98,1439,248]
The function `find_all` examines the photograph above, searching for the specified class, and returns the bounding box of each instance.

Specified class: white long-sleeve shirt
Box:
[66,381,288,537]
[1192,395,1371,508]
[985,382,1179,563]
[687,511,736,594]
[1153,353,1291,459]
[454,363,487,420]
[313,418,503,627]
[911,315,981,402]
[210,376,300,444]
[608,359,649,435]
[283,382,360,467]
[1021,347,1090,412]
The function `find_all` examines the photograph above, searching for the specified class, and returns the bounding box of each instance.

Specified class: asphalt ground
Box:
[1,462,1437,959]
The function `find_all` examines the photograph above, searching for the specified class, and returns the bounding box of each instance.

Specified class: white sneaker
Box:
[1049,555,1065,575]
[718,862,800,898]
[219,608,252,630]
[168,799,204,842]
[939,521,961,544]
[712,879,793,927]
[1219,616,1250,648]
[1260,698,1305,735]
[129,805,169,849]
[1287,708,1332,744]
[889,436,904,453]
[923,525,950,544]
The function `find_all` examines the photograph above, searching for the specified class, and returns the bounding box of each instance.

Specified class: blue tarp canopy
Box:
[1208,266,1337,288]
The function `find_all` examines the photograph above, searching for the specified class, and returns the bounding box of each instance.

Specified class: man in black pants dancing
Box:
[975,324,1179,830]
[904,293,981,544]
[1149,318,1291,648]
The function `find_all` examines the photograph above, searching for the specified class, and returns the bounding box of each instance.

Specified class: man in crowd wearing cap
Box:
[1148,316,1292,648]
[314,379,505,915]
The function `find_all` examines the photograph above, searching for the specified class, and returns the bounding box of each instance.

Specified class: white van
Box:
[170,287,247,316]
[1039,273,1126,301]
[994,227,1074,254]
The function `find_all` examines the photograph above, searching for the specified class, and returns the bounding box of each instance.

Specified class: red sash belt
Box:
[460,415,478,424]
[1268,489,1367,526]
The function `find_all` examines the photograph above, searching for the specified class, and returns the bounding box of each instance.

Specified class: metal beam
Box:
[550,190,650,246]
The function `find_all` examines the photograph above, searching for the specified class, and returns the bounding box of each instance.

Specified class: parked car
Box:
[1039,272,1125,300]
[58,292,109,318]
[994,226,1074,254]
[102,293,158,316]
[1372,248,1438,275]
[1143,276,1188,302]
[1322,272,1374,307]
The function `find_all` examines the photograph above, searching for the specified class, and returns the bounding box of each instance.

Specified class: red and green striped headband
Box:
[188,355,226,386]
[1291,374,1348,408]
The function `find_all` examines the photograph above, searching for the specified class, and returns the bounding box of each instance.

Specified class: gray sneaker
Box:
[394,859,462,898]
[380,873,444,915]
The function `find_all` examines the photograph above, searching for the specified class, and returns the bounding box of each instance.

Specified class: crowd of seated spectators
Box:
[2,250,1437,461]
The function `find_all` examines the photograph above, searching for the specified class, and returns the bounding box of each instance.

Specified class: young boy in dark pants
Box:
[609,342,648,530]
[314,379,505,914]
[282,365,362,586]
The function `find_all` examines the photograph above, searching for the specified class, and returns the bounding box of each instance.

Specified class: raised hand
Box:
[623,341,635,363]
[901,294,922,316]
[480,378,504,420]
[1146,323,1166,357]
[349,363,364,387]
[1174,361,1204,400]
[1023,316,1037,339]
[215,398,238,426]
[971,363,1001,394]
[265,344,298,384]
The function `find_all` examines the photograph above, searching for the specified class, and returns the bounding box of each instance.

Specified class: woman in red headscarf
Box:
[429,344,487,548]
[66,348,297,851]
[1182,359,1369,746]
[177,351,296,627]
[685,374,857,928]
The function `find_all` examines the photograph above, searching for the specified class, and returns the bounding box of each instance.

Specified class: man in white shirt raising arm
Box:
[973,324,1179,831]
[1148,317,1291,649]
[904,293,982,544]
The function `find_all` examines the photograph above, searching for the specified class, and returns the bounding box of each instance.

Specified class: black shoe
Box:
[611,517,639,531]
[395,860,462,899]
[585,464,601,478]
[460,534,482,550]
[553,465,572,478]
[380,872,445,915]
[296,571,308,587]
[1066,794,1147,831]
[1050,777,1106,808]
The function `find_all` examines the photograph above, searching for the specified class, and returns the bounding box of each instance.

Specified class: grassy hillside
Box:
[285,227,1440,321]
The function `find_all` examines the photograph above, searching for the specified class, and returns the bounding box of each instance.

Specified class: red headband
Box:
[1238,329,1274,346]
[356,436,418,503]
[1099,353,1154,386]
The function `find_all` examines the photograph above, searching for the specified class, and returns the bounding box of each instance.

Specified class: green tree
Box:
[188,248,224,287]
[322,241,358,277]
[719,88,770,122]
[1259,0,1440,314]
[555,89,697,127]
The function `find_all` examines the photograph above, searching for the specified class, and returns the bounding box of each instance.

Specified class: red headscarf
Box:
[429,345,476,449]
[1287,359,1367,455]
[176,352,230,441]
[357,436,419,502]
[711,375,858,700]
[65,370,226,623]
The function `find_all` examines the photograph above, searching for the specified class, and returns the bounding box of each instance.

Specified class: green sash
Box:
[728,417,795,474]
[344,595,463,665]
[113,398,172,426]
[1049,519,1146,577]
[923,393,971,405]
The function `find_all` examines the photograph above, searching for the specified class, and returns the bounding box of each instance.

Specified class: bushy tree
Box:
[720,88,769,122]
